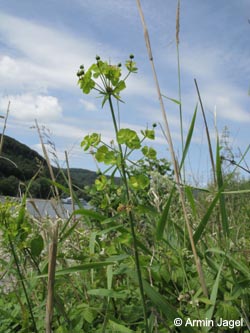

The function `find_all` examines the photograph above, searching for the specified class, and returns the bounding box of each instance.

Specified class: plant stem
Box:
[9,236,38,333]
[46,222,59,333]
[108,96,149,332]
[0,100,10,156]
[176,0,185,182]
[136,0,208,297]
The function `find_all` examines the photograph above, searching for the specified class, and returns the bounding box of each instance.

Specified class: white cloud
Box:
[0,12,155,101]
[0,94,62,121]
[80,99,97,112]
[0,12,106,92]
[214,96,250,123]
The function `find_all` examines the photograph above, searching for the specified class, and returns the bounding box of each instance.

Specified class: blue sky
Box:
[0,0,249,184]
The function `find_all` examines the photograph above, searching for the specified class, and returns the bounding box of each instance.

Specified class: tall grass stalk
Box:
[35,119,60,200]
[136,0,208,297]
[45,222,59,333]
[65,150,75,214]
[176,0,185,181]
[0,100,10,156]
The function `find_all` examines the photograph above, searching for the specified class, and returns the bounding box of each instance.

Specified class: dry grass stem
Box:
[65,150,75,214]
[45,221,59,333]
[35,119,60,200]
[0,101,10,156]
[136,0,208,297]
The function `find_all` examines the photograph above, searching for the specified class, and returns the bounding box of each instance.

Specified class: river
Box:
[0,196,90,219]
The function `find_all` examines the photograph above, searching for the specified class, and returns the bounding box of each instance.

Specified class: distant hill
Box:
[0,134,98,198]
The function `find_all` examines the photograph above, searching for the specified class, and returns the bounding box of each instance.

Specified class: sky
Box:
[0,0,249,185]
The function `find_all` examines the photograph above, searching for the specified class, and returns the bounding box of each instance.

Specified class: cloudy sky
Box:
[0,0,249,184]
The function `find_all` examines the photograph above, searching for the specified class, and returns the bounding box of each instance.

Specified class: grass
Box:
[0,1,250,332]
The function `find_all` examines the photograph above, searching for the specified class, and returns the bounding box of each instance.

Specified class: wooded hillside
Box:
[0,134,97,198]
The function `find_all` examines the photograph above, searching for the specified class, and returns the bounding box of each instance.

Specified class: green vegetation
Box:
[0,3,250,332]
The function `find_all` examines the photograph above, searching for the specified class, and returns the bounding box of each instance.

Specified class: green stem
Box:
[108,95,149,332]
[9,236,38,333]
[176,43,185,182]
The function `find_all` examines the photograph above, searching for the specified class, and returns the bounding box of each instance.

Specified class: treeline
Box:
[0,134,97,199]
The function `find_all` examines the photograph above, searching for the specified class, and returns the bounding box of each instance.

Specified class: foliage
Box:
[0,55,250,333]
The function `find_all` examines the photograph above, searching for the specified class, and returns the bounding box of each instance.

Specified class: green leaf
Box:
[205,262,224,323]
[54,262,116,276]
[216,135,229,237]
[81,133,101,151]
[161,94,181,105]
[156,187,175,240]
[185,185,197,219]
[193,189,223,244]
[82,307,96,324]
[128,174,149,190]
[215,302,241,321]
[179,104,197,171]
[73,208,106,221]
[95,174,108,191]
[87,288,127,299]
[109,320,133,333]
[125,60,138,73]
[141,129,155,140]
[143,279,177,320]
[30,235,44,257]
[78,69,95,94]
[103,63,122,86]
[141,146,157,159]
[113,80,126,95]
[95,145,116,165]
[117,128,141,149]
[206,248,250,279]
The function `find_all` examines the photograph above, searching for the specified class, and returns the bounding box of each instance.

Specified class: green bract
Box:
[141,146,157,160]
[78,69,95,94]
[141,129,155,140]
[95,145,116,165]
[95,175,108,191]
[128,174,149,190]
[117,128,141,149]
[125,60,138,73]
[77,56,136,106]
[81,133,101,151]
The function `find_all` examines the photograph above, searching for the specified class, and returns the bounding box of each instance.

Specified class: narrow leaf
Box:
[87,288,127,299]
[109,320,133,333]
[161,94,181,105]
[156,187,175,240]
[216,136,229,236]
[73,208,105,221]
[205,262,224,322]
[193,189,223,244]
[179,104,197,170]
[55,262,115,276]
